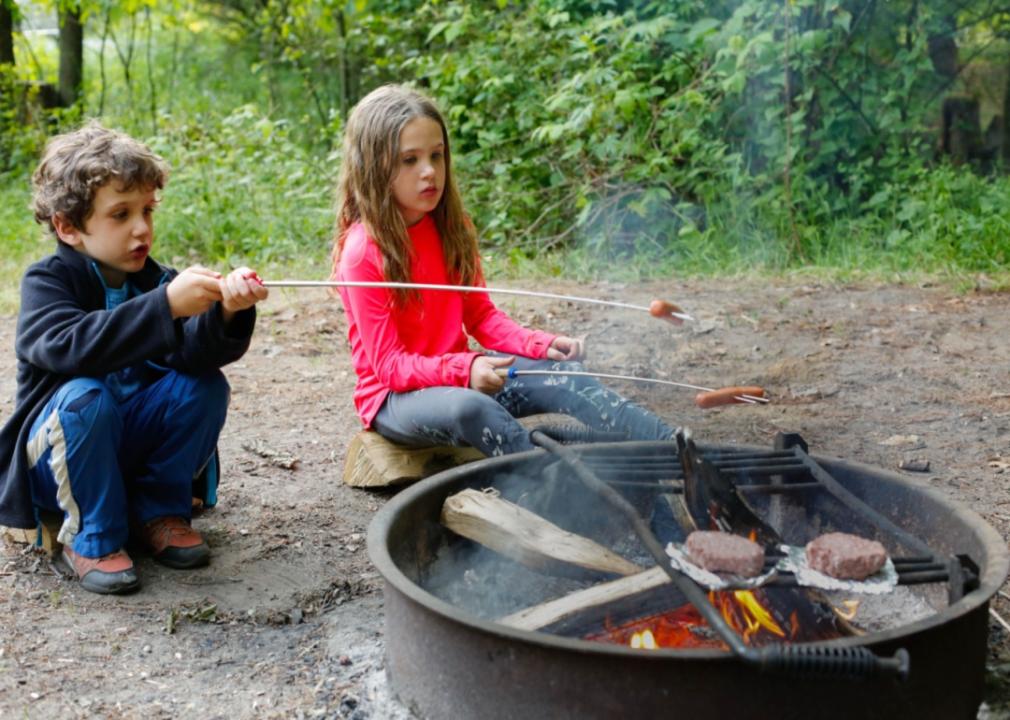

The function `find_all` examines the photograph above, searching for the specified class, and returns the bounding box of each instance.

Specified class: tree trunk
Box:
[58,4,83,107]
[1003,55,1010,166]
[941,96,982,165]
[927,14,958,80]
[1,1,14,66]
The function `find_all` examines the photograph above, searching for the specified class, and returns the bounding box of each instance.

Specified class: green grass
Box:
[0,174,46,315]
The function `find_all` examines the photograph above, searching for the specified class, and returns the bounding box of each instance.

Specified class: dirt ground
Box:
[2,277,1010,719]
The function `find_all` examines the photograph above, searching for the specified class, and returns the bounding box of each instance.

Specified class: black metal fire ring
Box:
[367,441,1010,720]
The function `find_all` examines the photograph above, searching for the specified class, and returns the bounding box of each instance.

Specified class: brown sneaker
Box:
[142,516,210,569]
[61,546,140,595]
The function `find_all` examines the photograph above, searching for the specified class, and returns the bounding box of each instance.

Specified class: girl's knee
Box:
[453,391,501,428]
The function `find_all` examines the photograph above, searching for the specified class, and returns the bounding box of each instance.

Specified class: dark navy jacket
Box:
[0,242,256,529]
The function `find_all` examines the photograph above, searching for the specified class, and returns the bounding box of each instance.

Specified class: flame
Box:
[748,529,758,542]
[788,610,800,640]
[597,589,827,650]
[710,590,786,642]
[833,599,860,621]
[630,629,658,650]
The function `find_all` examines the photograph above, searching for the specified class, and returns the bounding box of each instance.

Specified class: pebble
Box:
[899,458,931,472]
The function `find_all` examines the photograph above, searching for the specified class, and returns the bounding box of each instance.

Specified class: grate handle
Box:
[759,645,910,681]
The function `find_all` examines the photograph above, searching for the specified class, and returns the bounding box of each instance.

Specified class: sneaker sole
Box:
[153,544,210,569]
[58,553,141,595]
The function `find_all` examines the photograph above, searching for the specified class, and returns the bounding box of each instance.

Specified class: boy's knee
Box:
[174,370,230,411]
[56,379,121,427]
[197,370,230,408]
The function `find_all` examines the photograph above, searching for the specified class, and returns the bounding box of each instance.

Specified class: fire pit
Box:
[367,432,1009,719]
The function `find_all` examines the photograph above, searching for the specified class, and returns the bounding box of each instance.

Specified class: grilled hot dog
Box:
[695,386,766,409]
[649,299,685,325]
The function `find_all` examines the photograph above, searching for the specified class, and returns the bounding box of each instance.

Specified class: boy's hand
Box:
[219,267,269,323]
[166,266,224,319]
[546,335,585,362]
[469,355,514,395]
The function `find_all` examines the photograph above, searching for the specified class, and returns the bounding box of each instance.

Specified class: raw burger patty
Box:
[805,532,887,580]
[685,531,765,577]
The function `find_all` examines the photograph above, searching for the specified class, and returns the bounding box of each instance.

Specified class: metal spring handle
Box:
[759,645,910,681]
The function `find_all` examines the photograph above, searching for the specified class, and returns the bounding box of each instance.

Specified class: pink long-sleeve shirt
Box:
[336,214,556,427]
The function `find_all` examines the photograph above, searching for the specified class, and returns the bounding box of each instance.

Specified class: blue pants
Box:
[372,357,675,456]
[26,371,229,558]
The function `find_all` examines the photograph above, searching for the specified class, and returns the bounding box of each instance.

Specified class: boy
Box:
[0,121,268,594]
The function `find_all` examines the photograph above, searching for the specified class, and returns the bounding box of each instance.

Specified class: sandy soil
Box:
[1,277,1009,719]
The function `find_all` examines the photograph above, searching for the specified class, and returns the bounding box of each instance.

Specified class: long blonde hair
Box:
[331,84,478,302]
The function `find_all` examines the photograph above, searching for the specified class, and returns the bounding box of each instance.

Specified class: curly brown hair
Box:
[331,84,478,303]
[32,120,168,236]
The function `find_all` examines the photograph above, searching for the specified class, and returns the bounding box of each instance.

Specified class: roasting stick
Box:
[494,367,769,405]
[257,278,695,323]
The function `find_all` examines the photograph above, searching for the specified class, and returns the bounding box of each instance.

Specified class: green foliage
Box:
[0,171,45,313]
[148,105,337,269]
[0,0,1008,315]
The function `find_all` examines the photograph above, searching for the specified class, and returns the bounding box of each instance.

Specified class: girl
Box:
[332,84,674,456]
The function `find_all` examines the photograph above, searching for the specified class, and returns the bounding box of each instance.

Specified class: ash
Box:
[423,542,592,620]
[821,585,937,633]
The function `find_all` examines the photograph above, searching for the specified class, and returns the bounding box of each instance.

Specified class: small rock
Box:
[880,434,922,447]
[142,645,152,654]
[899,458,931,473]
[339,655,352,666]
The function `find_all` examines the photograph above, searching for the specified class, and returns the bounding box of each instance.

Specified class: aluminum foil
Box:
[664,543,778,590]
[664,542,899,594]
[776,544,898,595]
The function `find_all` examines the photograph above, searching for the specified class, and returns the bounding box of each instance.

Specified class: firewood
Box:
[499,566,670,631]
[440,488,642,578]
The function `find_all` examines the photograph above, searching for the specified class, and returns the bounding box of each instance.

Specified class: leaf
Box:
[687,18,721,44]
[426,21,450,43]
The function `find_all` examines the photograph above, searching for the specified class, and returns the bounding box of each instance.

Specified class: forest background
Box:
[1,0,1010,311]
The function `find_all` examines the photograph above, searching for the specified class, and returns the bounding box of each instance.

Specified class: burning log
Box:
[499,567,670,631]
[441,489,643,578]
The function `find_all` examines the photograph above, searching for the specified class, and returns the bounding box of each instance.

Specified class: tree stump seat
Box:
[342,414,574,488]
[1,511,62,557]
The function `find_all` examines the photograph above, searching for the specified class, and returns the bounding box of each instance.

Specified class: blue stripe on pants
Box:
[27,371,229,558]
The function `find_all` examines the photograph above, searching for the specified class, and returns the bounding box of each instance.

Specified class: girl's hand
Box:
[469,354,514,395]
[546,335,585,362]
[166,266,224,319]
[220,267,270,323]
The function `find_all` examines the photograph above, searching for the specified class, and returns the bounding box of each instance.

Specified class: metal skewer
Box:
[261,279,695,323]
[495,368,769,404]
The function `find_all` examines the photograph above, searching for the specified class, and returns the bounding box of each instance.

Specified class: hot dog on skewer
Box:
[695,386,766,409]
[649,299,687,325]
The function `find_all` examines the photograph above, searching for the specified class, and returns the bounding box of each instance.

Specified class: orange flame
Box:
[614,589,790,650]
[710,590,786,642]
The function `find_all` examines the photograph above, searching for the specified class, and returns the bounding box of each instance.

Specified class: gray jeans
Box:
[371,356,675,456]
